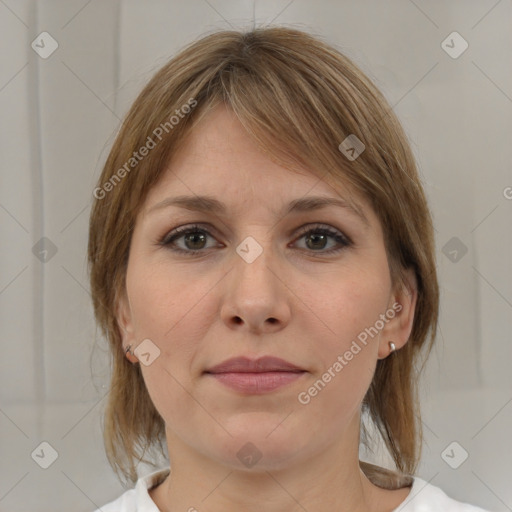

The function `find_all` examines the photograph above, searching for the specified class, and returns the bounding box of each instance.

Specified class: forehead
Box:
[141,105,376,230]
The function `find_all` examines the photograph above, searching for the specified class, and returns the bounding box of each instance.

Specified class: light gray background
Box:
[0,1,511,511]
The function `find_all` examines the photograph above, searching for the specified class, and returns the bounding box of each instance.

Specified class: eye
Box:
[158,223,352,256]
[159,224,220,255]
[292,224,352,254]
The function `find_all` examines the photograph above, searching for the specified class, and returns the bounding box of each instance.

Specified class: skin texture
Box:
[117,105,417,512]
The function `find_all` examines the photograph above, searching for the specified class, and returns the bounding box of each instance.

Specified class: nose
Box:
[220,238,291,334]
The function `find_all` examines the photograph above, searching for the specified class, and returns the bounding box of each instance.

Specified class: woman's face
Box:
[117,105,416,471]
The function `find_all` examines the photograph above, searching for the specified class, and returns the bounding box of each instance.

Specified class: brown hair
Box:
[88,26,439,488]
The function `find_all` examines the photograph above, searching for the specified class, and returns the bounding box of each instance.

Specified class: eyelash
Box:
[158,223,352,256]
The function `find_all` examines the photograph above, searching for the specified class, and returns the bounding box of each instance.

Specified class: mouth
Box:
[205,370,306,393]
[204,356,306,394]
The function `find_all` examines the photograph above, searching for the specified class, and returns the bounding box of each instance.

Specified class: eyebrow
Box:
[146,194,369,226]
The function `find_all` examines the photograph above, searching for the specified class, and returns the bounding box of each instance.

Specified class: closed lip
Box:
[204,356,305,374]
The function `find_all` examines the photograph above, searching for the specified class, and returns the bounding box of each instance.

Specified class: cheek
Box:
[297,266,389,403]
[297,353,376,437]
[305,265,390,345]
[126,258,217,386]
[297,278,384,416]
[127,261,205,424]
[126,258,199,336]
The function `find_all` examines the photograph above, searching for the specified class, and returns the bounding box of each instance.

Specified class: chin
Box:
[211,418,310,472]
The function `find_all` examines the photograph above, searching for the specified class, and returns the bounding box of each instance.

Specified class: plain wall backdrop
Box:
[0,1,511,511]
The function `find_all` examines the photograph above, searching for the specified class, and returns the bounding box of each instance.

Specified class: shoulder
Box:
[360,462,491,512]
[92,467,170,512]
[397,476,492,512]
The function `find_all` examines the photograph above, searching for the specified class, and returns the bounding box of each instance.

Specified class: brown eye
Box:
[161,225,220,254]
[293,225,352,255]
[159,223,351,256]
[181,231,208,250]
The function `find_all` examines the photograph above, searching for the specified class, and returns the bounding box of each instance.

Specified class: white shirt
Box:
[94,467,491,512]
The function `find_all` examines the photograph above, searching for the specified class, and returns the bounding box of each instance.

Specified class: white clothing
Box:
[94,467,491,512]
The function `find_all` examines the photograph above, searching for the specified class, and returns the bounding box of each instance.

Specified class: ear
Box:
[115,290,138,362]
[377,267,418,359]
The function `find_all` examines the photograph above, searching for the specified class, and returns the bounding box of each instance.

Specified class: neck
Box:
[150,417,396,512]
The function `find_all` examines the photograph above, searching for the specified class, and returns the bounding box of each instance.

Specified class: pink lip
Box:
[208,371,305,393]
[206,356,304,373]
[204,356,306,394]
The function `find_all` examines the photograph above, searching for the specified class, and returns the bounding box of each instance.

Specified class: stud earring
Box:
[124,344,139,364]
[389,341,396,354]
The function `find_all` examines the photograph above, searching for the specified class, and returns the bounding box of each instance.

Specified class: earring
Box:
[124,344,139,364]
[388,341,396,354]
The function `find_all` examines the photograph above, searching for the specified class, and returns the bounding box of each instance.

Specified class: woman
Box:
[89,26,490,512]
